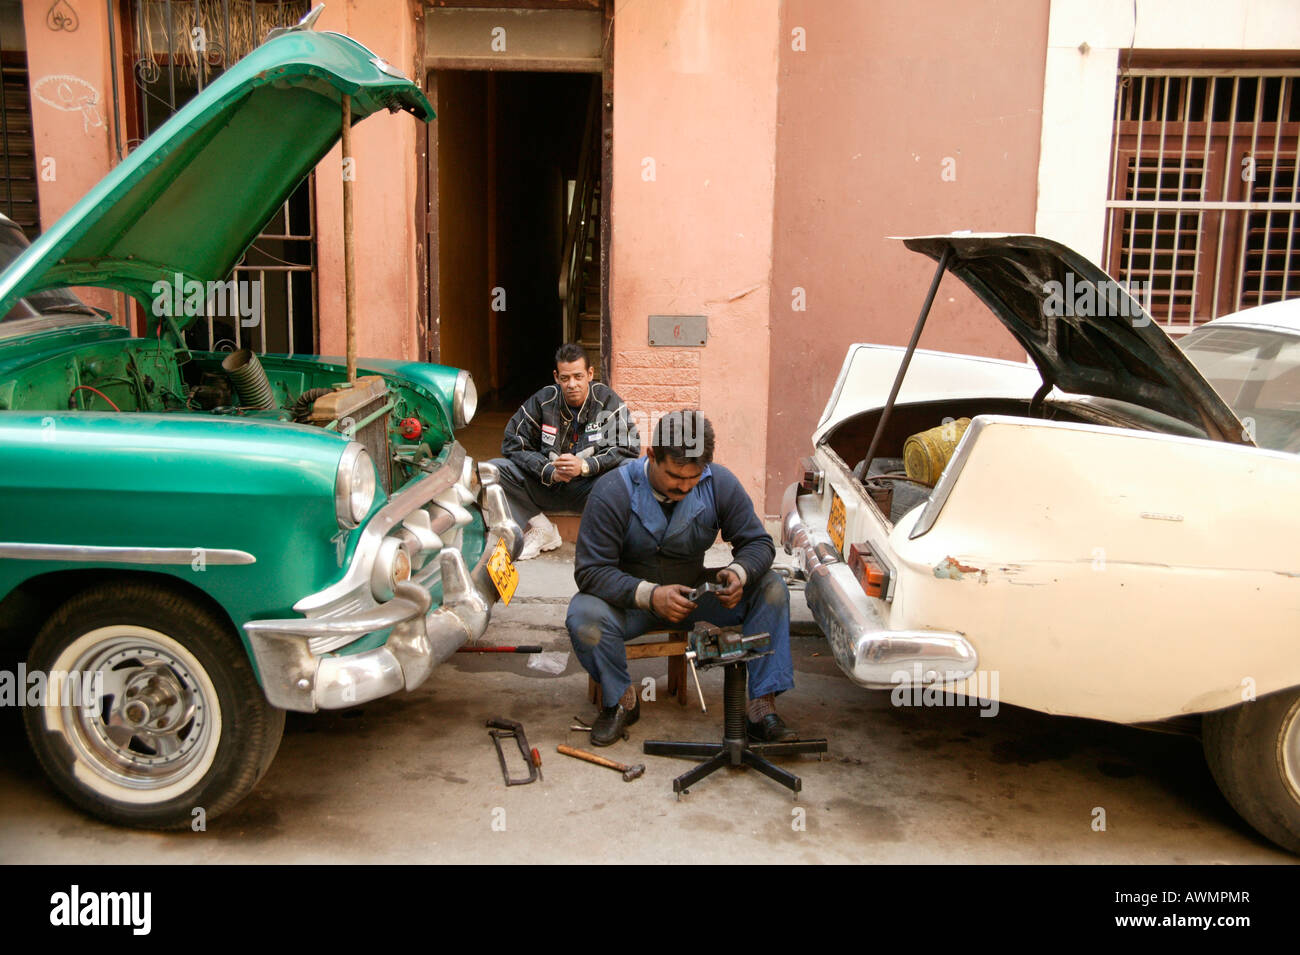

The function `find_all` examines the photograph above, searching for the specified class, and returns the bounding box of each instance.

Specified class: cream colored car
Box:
[783,234,1300,854]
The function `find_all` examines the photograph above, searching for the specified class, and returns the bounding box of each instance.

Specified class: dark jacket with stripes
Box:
[500,382,640,486]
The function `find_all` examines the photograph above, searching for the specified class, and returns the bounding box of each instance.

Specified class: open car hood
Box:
[0,29,433,329]
[902,233,1250,444]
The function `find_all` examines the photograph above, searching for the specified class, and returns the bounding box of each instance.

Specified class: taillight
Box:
[798,455,824,494]
[848,543,890,599]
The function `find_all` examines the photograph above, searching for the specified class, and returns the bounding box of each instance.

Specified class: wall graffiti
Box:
[46,1,80,33]
[33,74,104,134]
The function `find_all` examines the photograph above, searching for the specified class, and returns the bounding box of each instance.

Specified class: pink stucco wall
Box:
[610,0,781,504]
[315,1,424,363]
[22,1,123,315]
[763,0,1049,513]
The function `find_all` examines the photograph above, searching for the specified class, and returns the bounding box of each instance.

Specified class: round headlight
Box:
[453,369,477,429]
[335,442,377,528]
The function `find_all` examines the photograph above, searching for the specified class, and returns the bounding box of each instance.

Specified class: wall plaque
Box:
[648,314,707,347]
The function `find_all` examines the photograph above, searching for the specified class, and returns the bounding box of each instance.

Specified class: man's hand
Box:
[651,584,697,623]
[551,453,584,482]
[715,568,743,609]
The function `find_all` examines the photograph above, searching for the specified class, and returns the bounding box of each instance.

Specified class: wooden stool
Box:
[588,630,690,707]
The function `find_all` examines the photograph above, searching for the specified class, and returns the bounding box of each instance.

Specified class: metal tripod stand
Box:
[643,649,827,797]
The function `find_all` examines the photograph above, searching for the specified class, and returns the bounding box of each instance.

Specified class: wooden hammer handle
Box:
[556,744,628,772]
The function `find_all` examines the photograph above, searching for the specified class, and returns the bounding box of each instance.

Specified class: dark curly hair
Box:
[651,409,714,465]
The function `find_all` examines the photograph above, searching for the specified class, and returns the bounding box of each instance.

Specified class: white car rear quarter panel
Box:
[872,417,1300,723]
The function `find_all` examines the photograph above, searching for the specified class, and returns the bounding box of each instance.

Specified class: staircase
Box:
[560,83,603,376]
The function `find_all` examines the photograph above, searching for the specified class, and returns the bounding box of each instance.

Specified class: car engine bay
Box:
[0,331,449,493]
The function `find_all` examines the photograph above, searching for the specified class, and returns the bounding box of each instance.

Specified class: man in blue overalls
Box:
[566,409,797,746]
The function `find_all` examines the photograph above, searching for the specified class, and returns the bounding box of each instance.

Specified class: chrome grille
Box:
[353,394,393,494]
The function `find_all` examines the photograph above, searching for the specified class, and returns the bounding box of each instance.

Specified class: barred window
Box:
[1105,67,1300,333]
[126,1,316,354]
[0,3,36,241]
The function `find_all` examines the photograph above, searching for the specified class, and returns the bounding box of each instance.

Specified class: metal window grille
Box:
[126,1,316,354]
[1105,68,1300,333]
[0,57,35,239]
[0,10,36,241]
[206,191,317,354]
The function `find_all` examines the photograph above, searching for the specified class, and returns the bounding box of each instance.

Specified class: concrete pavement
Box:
[0,545,1293,863]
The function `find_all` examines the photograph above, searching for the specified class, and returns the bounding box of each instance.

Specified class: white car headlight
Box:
[453,370,477,429]
[335,442,377,528]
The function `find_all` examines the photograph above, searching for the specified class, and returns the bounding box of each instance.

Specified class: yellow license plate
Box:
[828,489,846,554]
[486,538,518,605]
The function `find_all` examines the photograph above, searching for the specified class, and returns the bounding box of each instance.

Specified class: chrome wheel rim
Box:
[53,627,218,791]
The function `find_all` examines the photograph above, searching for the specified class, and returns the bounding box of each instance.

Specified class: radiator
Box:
[309,376,394,494]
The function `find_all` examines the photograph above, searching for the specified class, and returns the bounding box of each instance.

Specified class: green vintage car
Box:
[0,27,521,828]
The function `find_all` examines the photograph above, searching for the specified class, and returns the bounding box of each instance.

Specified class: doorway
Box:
[431,70,600,421]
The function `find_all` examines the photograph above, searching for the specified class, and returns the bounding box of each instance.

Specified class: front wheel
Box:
[22,582,284,829]
[1203,688,1300,855]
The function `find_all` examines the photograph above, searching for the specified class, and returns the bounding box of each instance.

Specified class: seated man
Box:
[491,343,640,559]
[566,409,797,746]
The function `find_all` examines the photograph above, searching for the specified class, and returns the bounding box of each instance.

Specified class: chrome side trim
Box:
[782,481,977,689]
[908,415,984,539]
[0,543,255,565]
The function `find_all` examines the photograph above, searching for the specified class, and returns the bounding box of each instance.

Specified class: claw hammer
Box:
[556,744,645,781]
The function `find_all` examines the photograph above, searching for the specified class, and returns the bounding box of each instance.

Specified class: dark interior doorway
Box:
[432,70,598,410]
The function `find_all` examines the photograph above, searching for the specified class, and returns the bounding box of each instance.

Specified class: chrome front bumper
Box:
[245,461,522,712]
[781,481,976,689]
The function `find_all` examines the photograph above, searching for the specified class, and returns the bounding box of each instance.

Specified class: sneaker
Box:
[518,520,562,560]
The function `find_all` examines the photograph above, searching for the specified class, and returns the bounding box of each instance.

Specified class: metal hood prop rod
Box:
[854,245,954,481]
[342,94,357,384]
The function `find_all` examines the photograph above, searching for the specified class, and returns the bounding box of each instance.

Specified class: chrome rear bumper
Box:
[781,482,977,689]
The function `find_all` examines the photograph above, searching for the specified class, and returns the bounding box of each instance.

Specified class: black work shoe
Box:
[746,713,797,742]
[590,698,640,746]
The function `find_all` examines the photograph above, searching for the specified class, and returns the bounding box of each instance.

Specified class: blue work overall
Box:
[566,461,794,705]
